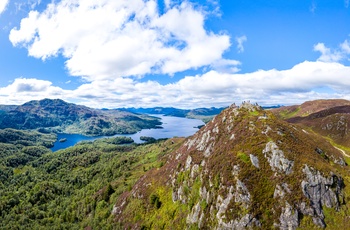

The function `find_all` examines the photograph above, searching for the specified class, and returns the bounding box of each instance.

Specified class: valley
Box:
[1,99,350,229]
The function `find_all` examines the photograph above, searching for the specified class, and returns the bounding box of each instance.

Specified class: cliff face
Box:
[114,102,349,229]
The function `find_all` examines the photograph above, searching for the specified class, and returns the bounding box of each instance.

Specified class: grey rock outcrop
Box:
[235,179,251,208]
[263,141,294,175]
[218,213,261,230]
[274,183,290,199]
[300,165,344,228]
[279,202,299,230]
[187,202,202,225]
[249,154,259,168]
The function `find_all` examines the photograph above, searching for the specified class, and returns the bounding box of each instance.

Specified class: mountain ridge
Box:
[272,99,350,148]
[0,98,161,136]
[273,99,350,119]
[113,102,349,229]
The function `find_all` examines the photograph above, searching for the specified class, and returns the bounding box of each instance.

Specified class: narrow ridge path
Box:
[333,146,350,158]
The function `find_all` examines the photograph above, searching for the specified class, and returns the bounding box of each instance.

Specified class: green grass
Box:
[278,107,301,119]
[237,152,250,164]
[249,110,260,116]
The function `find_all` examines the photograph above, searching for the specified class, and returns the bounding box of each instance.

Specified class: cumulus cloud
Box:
[9,0,234,80]
[6,1,350,109]
[0,0,9,14]
[341,40,350,54]
[313,43,342,62]
[0,78,67,105]
[235,35,247,53]
[1,61,350,108]
[71,61,350,108]
[314,40,350,62]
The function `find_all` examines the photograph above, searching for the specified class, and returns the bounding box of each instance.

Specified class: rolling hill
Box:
[0,99,161,136]
[272,99,350,148]
[272,99,350,119]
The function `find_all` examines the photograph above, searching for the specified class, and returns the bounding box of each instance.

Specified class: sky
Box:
[0,0,350,109]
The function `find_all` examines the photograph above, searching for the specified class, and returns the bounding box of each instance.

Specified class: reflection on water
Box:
[51,115,204,152]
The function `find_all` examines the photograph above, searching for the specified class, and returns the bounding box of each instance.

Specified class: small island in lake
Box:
[140,136,157,143]
[59,138,67,143]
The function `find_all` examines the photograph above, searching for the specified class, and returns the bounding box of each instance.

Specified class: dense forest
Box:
[0,129,180,229]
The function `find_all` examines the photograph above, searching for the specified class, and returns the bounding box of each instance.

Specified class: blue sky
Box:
[0,0,350,108]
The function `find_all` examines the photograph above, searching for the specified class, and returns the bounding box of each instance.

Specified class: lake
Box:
[51,115,205,152]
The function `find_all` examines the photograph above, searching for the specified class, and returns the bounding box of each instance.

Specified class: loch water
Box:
[51,115,205,152]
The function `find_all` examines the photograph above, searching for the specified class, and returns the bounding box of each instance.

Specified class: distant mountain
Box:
[272,99,350,148]
[262,105,282,110]
[288,105,350,148]
[0,99,161,136]
[0,105,18,112]
[119,107,226,123]
[272,99,350,119]
[114,102,349,229]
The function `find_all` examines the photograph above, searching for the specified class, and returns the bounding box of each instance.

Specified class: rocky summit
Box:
[114,102,349,229]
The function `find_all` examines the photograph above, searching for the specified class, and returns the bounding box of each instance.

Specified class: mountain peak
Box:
[0,98,161,136]
[22,98,69,107]
[113,102,347,229]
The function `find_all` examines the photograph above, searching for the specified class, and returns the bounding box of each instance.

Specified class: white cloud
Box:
[0,0,9,14]
[9,0,234,80]
[1,61,350,108]
[341,40,350,54]
[0,78,67,105]
[6,1,350,109]
[211,59,241,73]
[313,43,342,62]
[164,0,171,9]
[235,35,247,53]
[314,40,350,62]
[29,0,41,9]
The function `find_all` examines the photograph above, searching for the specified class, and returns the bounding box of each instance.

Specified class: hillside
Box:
[0,130,182,229]
[114,102,350,229]
[272,99,350,148]
[0,99,161,136]
[1,101,350,229]
[0,128,56,169]
[285,105,350,148]
[0,105,17,112]
[272,99,350,119]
